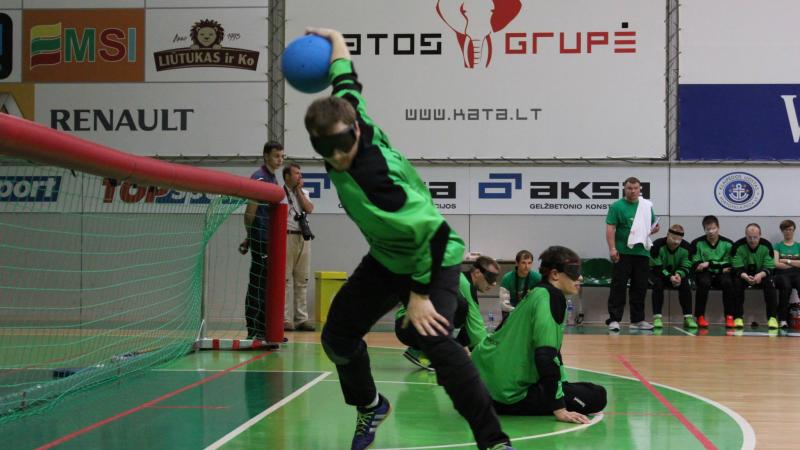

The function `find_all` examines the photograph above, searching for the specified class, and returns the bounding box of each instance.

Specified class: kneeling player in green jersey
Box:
[304,28,511,450]
[395,256,500,371]
[472,246,607,423]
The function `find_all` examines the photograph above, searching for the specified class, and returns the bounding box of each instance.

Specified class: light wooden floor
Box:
[290,330,799,450]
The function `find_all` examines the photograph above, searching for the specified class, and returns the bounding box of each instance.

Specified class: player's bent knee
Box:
[320,327,360,365]
[321,338,351,365]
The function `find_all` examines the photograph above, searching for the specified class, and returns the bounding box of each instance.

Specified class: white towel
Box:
[627,197,653,250]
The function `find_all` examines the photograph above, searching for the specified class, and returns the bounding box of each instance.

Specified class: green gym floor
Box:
[1,335,755,450]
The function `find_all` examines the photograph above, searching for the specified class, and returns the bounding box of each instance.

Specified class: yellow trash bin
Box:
[315,271,347,325]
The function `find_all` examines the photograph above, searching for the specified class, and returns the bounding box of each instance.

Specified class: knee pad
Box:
[321,327,363,365]
[321,340,350,365]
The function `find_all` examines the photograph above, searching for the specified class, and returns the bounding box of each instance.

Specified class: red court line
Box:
[35,351,274,450]
[617,355,717,450]
[146,405,230,410]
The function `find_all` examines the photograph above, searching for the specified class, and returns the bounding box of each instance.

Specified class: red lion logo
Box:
[436,0,522,68]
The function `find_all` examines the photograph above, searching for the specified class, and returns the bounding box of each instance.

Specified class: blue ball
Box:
[282,35,332,94]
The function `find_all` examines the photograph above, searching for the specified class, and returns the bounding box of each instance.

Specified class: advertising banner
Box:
[280,164,668,216]
[0,82,34,119]
[297,165,471,215]
[22,9,145,82]
[0,165,252,214]
[146,8,267,82]
[34,82,267,157]
[670,167,800,216]
[285,0,666,160]
[679,0,800,160]
[469,166,668,215]
[0,10,21,82]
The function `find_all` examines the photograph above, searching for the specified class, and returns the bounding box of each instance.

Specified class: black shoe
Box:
[351,395,391,450]
[296,322,316,331]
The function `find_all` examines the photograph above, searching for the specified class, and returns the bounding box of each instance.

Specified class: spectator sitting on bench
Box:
[499,250,542,324]
[731,223,778,329]
[773,220,800,329]
[690,215,735,328]
[649,224,695,329]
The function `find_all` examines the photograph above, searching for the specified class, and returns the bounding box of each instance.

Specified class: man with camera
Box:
[282,163,315,331]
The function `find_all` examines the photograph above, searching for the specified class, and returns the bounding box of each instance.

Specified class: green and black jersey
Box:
[731,238,775,276]
[775,241,800,274]
[472,283,568,410]
[327,59,464,294]
[396,272,488,348]
[650,238,692,278]
[690,235,734,274]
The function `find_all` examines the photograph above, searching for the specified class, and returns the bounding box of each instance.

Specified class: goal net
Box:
[0,115,285,422]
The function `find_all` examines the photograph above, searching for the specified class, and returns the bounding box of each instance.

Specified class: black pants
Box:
[245,237,268,339]
[607,254,649,324]
[694,271,734,317]
[775,271,800,322]
[732,274,777,320]
[650,273,692,316]
[492,381,607,416]
[321,254,508,449]
[396,294,471,348]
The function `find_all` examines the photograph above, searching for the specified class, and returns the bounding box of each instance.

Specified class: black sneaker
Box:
[351,394,391,450]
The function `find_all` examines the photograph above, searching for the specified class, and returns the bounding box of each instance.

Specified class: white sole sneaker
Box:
[608,321,620,331]
[630,321,654,330]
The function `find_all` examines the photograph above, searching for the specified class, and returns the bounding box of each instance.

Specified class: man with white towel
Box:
[605,177,660,332]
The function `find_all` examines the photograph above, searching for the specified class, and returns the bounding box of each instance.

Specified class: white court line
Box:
[192,343,754,449]
[318,378,602,450]
[576,367,756,450]
[672,326,696,336]
[321,379,436,386]
[376,414,603,450]
[204,371,331,450]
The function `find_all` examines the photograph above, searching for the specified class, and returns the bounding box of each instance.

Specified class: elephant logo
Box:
[436,0,522,68]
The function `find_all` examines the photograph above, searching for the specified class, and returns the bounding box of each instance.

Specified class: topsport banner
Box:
[678,0,800,160]
[284,0,667,160]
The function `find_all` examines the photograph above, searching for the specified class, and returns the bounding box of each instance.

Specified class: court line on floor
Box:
[577,366,754,450]
[288,343,755,449]
[317,377,603,449]
[672,326,697,336]
[35,350,277,450]
[205,371,330,450]
[376,414,603,450]
[151,368,325,373]
[618,354,717,450]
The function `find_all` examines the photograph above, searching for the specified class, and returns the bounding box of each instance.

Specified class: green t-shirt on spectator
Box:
[606,198,655,257]
[774,241,800,273]
[500,270,543,307]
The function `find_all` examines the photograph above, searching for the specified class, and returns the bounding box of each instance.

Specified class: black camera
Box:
[295,212,314,241]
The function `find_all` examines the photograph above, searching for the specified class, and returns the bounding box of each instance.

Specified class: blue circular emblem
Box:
[714,172,764,212]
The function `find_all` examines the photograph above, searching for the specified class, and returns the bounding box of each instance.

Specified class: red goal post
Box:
[0,114,288,346]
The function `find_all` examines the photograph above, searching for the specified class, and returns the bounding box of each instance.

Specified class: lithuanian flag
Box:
[30,23,61,68]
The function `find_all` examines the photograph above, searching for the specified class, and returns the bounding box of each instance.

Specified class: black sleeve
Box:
[534,346,566,411]
[650,238,665,258]
[689,236,702,270]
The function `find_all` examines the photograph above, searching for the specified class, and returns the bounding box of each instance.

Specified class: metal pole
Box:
[267,0,286,144]
[665,0,680,160]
